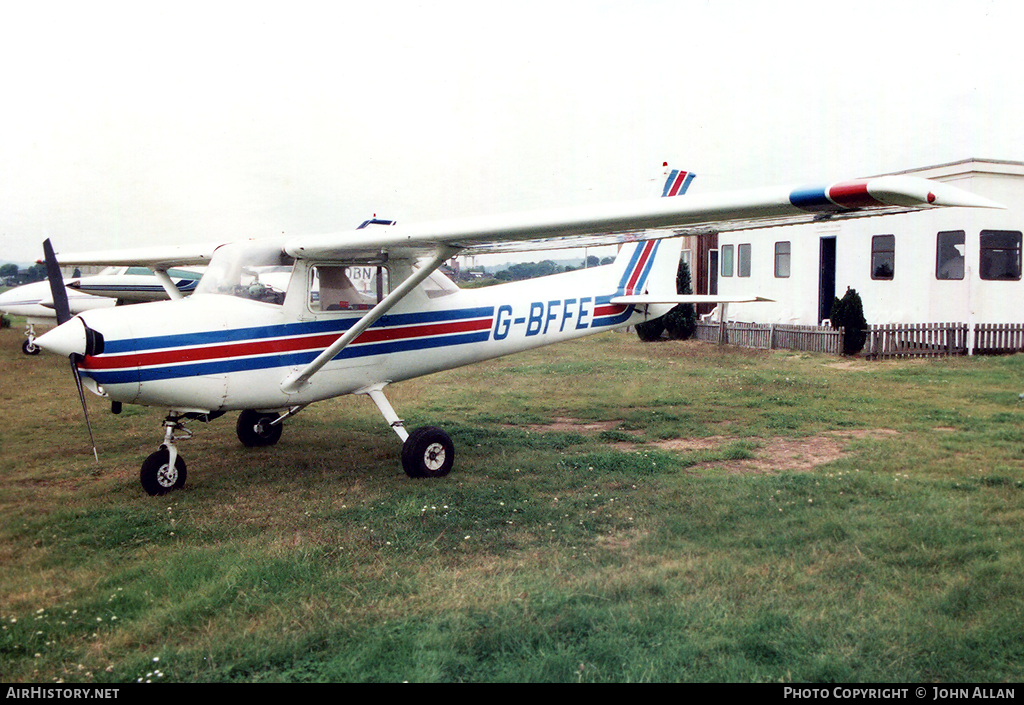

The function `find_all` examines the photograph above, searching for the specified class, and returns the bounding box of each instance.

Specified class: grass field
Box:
[1,324,1023,683]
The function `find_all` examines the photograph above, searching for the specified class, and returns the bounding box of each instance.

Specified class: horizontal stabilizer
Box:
[610,294,773,305]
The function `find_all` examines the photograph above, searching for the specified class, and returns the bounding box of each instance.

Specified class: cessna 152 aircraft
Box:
[33,173,999,495]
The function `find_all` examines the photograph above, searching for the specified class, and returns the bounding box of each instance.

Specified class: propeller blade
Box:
[69,355,99,461]
[42,239,72,325]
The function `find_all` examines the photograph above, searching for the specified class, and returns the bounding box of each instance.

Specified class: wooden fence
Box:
[693,320,1024,358]
[973,323,1024,355]
[694,321,843,354]
[866,323,969,359]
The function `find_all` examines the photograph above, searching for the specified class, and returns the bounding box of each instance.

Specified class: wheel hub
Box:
[156,463,178,488]
[424,442,446,471]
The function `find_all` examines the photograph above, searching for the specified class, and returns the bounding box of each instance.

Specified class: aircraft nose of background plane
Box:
[36,317,89,357]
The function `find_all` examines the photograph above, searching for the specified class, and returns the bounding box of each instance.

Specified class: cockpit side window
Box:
[309,264,390,312]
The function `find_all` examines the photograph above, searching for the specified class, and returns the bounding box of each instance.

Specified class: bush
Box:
[635,317,666,341]
[829,288,868,355]
[635,259,696,342]
[663,260,697,340]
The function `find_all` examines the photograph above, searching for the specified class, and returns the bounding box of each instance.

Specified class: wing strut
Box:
[280,246,460,393]
[152,269,185,300]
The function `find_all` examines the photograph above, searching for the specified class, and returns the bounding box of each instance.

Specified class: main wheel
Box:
[401,426,454,478]
[236,410,283,447]
[140,449,187,496]
[22,339,41,355]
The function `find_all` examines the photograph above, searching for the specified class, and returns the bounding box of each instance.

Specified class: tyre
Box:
[236,410,283,447]
[140,449,187,496]
[401,426,454,479]
[22,339,41,355]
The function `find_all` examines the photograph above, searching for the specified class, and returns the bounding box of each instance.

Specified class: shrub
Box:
[663,260,697,340]
[636,259,696,342]
[829,287,868,355]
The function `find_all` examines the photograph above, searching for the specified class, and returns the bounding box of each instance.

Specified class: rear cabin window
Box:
[936,230,965,280]
[310,265,390,312]
[979,230,1022,281]
[871,235,895,280]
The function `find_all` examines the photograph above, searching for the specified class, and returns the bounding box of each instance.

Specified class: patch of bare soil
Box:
[826,360,875,372]
[658,429,899,474]
[517,417,625,434]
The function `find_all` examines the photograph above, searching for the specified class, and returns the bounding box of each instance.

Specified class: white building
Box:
[700,158,1024,330]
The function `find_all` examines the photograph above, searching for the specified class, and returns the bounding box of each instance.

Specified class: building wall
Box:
[714,159,1024,327]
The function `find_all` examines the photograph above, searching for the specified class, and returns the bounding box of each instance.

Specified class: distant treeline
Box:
[490,255,614,282]
[0,263,47,286]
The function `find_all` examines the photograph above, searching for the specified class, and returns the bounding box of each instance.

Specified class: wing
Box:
[284,175,1003,259]
[44,175,1000,268]
[51,243,220,268]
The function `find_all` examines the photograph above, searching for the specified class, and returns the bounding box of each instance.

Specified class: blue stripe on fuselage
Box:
[102,306,495,354]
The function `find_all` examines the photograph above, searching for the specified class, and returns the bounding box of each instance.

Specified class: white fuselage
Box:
[68,244,678,414]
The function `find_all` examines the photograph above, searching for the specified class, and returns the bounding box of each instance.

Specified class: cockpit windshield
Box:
[194,242,294,305]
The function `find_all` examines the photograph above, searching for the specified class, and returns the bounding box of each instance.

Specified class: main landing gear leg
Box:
[359,384,454,479]
[139,412,190,496]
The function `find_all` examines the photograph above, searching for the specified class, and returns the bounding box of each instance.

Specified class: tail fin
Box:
[661,167,695,197]
[609,238,684,316]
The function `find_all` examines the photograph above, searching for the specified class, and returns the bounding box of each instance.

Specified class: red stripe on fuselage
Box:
[80,318,493,371]
[593,304,627,317]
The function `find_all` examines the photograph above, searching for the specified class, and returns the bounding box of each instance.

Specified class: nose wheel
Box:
[140,448,187,496]
[139,412,191,495]
[22,323,41,355]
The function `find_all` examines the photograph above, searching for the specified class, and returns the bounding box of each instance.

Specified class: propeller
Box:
[42,239,98,461]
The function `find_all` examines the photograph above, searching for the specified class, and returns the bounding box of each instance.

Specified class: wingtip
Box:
[868,175,1006,210]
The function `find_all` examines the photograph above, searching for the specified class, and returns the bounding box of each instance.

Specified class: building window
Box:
[936,230,965,280]
[980,230,1022,281]
[737,244,751,277]
[721,244,734,277]
[871,235,895,280]
[774,241,791,278]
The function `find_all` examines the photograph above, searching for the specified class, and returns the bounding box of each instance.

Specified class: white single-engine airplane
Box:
[1,266,203,354]
[34,173,999,495]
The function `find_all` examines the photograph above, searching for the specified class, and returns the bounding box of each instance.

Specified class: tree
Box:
[22,264,46,283]
[829,287,868,355]
[663,260,697,340]
[0,263,18,279]
[635,259,697,342]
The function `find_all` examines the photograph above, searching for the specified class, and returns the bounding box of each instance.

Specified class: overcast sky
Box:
[1,0,1022,264]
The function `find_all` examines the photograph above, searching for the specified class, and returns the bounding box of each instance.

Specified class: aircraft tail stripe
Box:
[621,239,659,296]
[81,318,493,371]
[662,170,695,197]
[615,240,658,296]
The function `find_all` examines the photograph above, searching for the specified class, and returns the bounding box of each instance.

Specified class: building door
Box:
[818,237,837,324]
[708,250,719,296]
